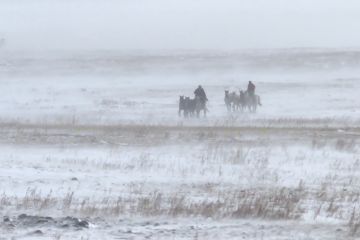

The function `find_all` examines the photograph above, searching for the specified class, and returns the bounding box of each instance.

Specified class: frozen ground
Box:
[1,49,360,239]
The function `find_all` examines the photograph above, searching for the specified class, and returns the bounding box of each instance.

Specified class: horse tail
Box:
[258,96,262,106]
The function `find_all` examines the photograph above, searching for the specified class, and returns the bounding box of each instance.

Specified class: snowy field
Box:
[1,49,360,239]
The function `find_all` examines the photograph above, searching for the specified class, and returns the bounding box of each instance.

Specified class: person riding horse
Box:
[246,81,262,110]
[247,81,256,97]
[194,85,208,105]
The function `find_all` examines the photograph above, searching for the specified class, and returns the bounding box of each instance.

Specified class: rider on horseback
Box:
[246,81,262,107]
[194,85,208,104]
[247,81,256,97]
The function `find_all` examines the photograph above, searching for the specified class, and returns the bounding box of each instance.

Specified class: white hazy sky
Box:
[1,0,360,50]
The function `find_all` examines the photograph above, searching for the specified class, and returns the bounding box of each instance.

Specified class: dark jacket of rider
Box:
[194,86,208,101]
[247,81,256,95]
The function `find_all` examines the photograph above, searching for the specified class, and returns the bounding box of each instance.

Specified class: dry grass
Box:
[1,121,360,237]
[2,187,304,220]
[1,120,360,144]
[3,185,358,224]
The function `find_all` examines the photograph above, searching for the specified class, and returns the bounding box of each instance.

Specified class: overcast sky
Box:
[1,0,360,51]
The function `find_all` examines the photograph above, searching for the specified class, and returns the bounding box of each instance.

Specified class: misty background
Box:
[1,0,360,51]
[0,0,359,129]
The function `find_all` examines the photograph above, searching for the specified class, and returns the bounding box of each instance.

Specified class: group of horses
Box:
[178,90,262,118]
[178,96,207,118]
[224,90,262,113]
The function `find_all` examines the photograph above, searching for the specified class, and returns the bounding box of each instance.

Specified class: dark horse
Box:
[194,96,207,118]
[224,90,243,112]
[244,91,262,112]
[224,90,232,111]
[178,96,186,117]
[179,96,207,118]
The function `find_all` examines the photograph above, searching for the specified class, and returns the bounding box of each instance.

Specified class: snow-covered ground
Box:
[1,49,360,125]
[1,49,360,239]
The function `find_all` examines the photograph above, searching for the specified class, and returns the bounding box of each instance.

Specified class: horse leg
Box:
[225,100,230,112]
